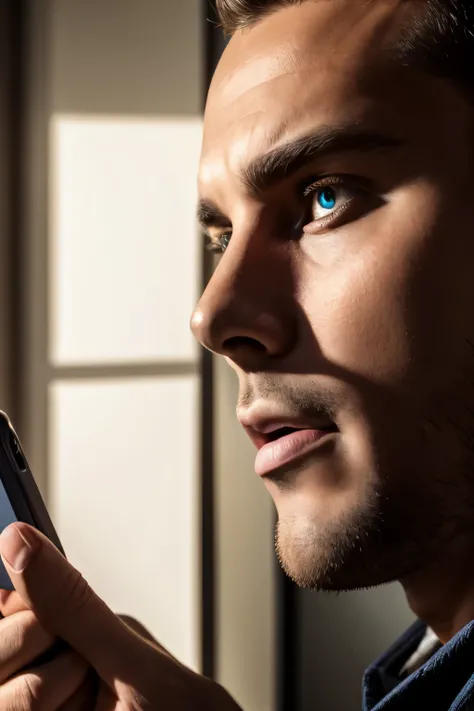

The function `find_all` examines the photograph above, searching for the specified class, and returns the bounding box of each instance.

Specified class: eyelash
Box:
[302,174,345,197]
[206,233,232,254]
[205,174,366,253]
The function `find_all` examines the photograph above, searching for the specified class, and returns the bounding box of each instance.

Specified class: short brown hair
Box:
[215,0,301,34]
[214,0,474,99]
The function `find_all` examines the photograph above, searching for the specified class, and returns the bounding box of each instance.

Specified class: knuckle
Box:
[0,611,39,660]
[58,568,95,621]
[10,621,32,654]
[15,610,39,640]
[19,672,44,710]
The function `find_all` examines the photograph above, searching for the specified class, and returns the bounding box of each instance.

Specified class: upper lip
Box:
[238,407,337,450]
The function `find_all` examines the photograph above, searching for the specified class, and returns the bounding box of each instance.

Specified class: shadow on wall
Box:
[299,583,415,711]
[50,0,201,115]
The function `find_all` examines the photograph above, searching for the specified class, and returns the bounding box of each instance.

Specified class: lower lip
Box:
[255,429,336,477]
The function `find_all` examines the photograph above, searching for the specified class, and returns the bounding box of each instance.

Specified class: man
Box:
[0,0,473,708]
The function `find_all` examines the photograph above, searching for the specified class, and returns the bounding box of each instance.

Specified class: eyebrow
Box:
[196,201,232,235]
[197,124,402,231]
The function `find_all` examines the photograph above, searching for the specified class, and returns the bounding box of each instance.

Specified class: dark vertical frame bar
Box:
[200,0,227,680]
[276,557,301,711]
[6,0,24,426]
[0,0,23,424]
[199,295,215,680]
[8,0,25,430]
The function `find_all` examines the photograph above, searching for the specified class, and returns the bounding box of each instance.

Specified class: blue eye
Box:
[317,188,336,210]
[306,182,356,222]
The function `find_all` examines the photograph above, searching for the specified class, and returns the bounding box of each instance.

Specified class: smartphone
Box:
[0,411,64,591]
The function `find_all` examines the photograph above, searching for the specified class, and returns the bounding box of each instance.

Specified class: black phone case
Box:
[0,411,65,590]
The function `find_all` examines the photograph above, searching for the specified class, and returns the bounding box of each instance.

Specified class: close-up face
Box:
[191,0,474,591]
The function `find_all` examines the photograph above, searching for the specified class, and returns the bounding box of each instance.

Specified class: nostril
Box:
[223,335,267,353]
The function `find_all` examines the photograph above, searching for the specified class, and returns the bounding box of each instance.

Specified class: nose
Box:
[191,248,296,370]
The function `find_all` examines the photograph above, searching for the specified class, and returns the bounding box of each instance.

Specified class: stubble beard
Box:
[273,462,459,592]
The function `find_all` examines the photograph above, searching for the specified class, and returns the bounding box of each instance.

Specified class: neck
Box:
[400,537,474,644]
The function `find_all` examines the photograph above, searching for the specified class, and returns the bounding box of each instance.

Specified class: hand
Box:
[0,523,242,710]
[0,593,155,710]
[0,591,98,709]
[0,594,159,709]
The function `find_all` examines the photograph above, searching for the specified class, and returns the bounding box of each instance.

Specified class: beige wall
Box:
[22,0,203,672]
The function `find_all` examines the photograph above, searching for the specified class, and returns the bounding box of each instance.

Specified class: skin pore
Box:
[191,0,474,645]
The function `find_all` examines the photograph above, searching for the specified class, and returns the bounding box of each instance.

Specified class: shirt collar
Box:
[363,620,474,710]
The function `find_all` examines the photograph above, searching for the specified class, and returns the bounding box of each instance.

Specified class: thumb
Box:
[0,522,149,687]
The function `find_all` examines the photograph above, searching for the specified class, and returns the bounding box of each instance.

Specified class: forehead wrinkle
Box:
[212,33,314,113]
[204,70,310,181]
[199,113,267,204]
[276,44,304,75]
[225,114,272,182]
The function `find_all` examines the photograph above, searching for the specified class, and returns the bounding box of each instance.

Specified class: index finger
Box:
[0,589,28,617]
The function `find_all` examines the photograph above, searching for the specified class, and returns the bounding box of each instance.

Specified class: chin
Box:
[274,492,418,591]
[269,422,451,590]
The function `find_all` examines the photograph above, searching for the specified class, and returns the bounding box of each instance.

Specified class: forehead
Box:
[199,0,413,189]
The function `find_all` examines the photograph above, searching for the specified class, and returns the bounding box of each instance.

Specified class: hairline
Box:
[216,0,474,103]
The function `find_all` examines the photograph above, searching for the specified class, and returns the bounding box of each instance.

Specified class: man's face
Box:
[191,0,474,591]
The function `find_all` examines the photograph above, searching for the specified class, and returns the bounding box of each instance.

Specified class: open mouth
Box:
[249,423,339,477]
[253,421,339,452]
[263,424,338,444]
[238,408,340,477]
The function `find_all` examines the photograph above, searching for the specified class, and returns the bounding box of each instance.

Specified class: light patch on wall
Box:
[49,115,203,366]
[48,375,201,671]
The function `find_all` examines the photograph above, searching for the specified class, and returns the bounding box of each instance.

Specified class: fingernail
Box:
[0,524,39,572]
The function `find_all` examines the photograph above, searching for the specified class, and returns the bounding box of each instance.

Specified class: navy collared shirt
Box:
[363,620,474,710]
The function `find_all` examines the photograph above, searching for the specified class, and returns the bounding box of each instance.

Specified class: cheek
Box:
[299,246,413,385]
[297,183,474,388]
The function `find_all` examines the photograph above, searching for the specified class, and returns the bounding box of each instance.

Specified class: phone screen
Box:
[0,477,18,590]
